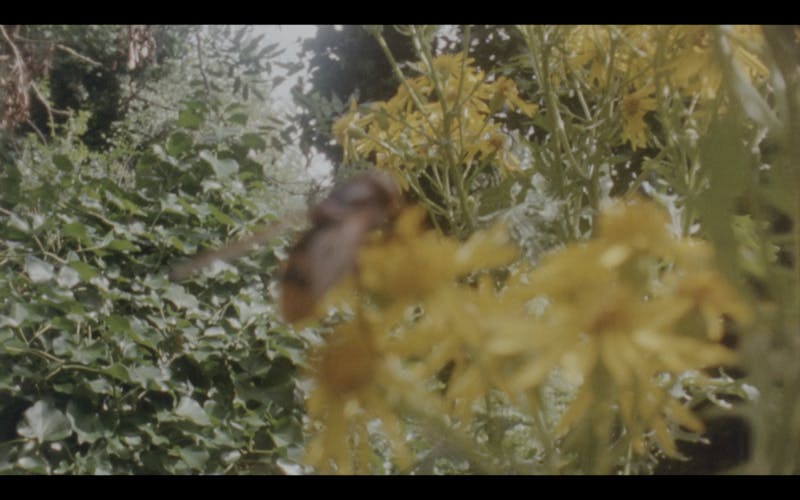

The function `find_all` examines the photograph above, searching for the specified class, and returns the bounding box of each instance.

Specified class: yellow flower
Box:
[331,52,536,190]
[358,206,460,300]
[305,321,425,474]
[565,26,612,88]
[488,199,749,457]
[304,205,519,472]
[490,76,538,117]
[664,26,767,100]
[620,86,657,150]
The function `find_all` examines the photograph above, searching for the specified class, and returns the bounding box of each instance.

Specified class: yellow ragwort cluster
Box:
[563,26,769,150]
[332,52,537,189]
[494,199,752,455]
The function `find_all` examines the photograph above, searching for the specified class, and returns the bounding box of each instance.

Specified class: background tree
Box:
[292,25,415,167]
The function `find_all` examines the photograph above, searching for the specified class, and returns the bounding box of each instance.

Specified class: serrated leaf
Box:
[24,256,55,283]
[17,401,72,443]
[175,397,211,426]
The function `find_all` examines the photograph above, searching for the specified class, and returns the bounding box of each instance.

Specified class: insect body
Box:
[169,171,401,323]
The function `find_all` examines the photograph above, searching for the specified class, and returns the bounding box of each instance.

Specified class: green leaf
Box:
[139,423,169,446]
[105,239,139,253]
[17,401,73,443]
[6,212,30,233]
[177,107,204,130]
[24,256,55,283]
[56,265,81,289]
[241,133,267,151]
[62,222,91,245]
[175,396,211,426]
[16,455,50,473]
[164,284,199,311]
[103,363,131,382]
[166,131,194,157]
[52,153,74,172]
[129,364,168,389]
[228,113,249,125]
[208,205,235,226]
[199,150,239,179]
[68,261,100,281]
[66,401,107,445]
[107,315,133,335]
[178,446,210,470]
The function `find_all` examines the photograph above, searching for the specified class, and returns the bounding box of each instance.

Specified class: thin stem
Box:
[195,31,212,98]
[372,30,438,137]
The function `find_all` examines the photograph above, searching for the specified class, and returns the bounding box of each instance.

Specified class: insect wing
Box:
[279,211,372,323]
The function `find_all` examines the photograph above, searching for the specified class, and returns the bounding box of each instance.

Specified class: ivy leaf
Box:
[24,256,55,283]
[62,221,91,245]
[175,396,212,426]
[164,284,199,311]
[56,265,81,289]
[179,446,210,470]
[68,261,100,281]
[17,401,73,443]
[66,401,107,445]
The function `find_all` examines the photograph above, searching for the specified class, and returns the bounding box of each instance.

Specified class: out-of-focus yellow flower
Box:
[304,205,519,472]
[620,86,657,150]
[489,199,749,457]
[305,320,426,474]
[359,206,460,300]
[305,199,750,470]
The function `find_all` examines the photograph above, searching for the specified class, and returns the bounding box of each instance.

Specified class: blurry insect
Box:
[169,171,402,323]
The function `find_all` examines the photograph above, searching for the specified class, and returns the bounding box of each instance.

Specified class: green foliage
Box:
[0,26,311,474]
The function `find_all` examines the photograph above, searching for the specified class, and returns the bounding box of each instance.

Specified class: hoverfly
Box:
[169,171,402,323]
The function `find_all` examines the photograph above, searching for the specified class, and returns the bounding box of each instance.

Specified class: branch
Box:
[55,43,102,67]
[25,118,48,144]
